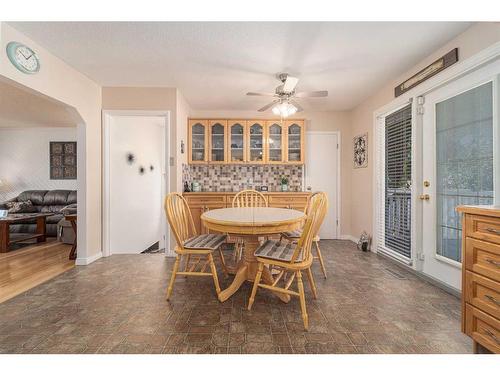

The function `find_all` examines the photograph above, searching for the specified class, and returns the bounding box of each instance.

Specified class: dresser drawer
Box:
[183,194,226,207]
[465,304,500,353]
[465,238,500,283]
[465,214,500,245]
[465,271,500,320]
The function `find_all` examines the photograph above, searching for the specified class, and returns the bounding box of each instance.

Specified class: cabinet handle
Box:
[485,295,500,307]
[486,258,500,268]
[484,329,500,345]
[485,227,500,235]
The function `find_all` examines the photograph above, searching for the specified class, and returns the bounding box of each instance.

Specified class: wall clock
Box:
[6,41,40,74]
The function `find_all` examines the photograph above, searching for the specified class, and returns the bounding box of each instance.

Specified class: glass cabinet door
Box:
[248,121,265,163]
[285,120,304,163]
[189,120,207,163]
[228,121,246,163]
[266,121,284,163]
[209,120,227,163]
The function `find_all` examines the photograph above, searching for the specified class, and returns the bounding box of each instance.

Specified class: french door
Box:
[420,61,499,290]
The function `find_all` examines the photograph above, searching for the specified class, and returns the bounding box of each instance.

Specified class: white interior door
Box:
[107,114,167,254]
[421,61,499,290]
[305,131,338,239]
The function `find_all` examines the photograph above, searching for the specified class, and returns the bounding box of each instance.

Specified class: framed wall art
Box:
[353,133,368,169]
[50,141,77,179]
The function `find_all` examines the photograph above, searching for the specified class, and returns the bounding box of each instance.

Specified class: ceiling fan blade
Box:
[294,90,328,98]
[258,100,278,112]
[283,76,299,93]
[290,100,304,112]
[246,92,276,97]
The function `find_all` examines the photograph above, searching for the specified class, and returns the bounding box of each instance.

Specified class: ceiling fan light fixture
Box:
[272,101,297,117]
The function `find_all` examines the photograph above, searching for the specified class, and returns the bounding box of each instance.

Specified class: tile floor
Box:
[0,240,471,354]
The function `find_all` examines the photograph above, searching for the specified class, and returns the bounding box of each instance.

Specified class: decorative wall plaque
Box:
[353,133,368,169]
[50,142,77,179]
[395,48,458,97]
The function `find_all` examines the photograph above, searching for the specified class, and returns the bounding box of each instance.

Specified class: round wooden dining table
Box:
[201,207,305,302]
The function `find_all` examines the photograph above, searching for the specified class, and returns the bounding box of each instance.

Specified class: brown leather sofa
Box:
[0,190,77,237]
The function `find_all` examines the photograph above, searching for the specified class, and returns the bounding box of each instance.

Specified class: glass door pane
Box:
[287,123,302,162]
[267,122,283,162]
[229,122,245,162]
[210,121,226,162]
[191,123,206,162]
[435,82,494,262]
[249,122,264,162]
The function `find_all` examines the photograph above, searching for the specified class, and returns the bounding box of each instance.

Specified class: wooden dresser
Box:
[457,205,500,354]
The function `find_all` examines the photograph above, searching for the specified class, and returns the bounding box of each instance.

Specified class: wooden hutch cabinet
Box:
[227,120,247,163]
[247,120,266,164]
[188,119,208,164]
[285,120,305,164]
[265,120,285,164]
[208,120,227,164]
[188,118,305,165]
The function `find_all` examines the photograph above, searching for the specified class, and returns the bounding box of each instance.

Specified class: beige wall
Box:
[349,22,500,238]
[190,109,352,237]
[176,91,191,192]
[0,23,102,264]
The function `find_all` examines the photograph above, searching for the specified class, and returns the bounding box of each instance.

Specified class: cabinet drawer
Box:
[465,271,500,320]
[267,194,309,205]
[465,304,500,353]
[466,214,500,245]
[465,238,500,283]
[183,194,226,207]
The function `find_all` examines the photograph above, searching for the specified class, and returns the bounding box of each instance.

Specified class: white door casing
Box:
[102,111,170,256]
[305,131,339,239]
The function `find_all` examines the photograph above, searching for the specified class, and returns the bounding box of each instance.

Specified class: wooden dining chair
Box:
[229,189,268,261]
[164,193,226,300]
[280,192,328,278]
[248,192,328,330]
[232,189,268,208]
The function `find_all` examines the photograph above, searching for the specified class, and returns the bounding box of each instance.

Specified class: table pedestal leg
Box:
[218,235,290,303]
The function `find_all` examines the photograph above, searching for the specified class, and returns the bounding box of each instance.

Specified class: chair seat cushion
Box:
[282,230,320,242]
[183,234,227,250]
[282,229,302,239]
[254,240,302,262]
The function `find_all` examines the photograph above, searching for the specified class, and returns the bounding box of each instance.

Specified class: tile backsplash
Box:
[182,164,303,192]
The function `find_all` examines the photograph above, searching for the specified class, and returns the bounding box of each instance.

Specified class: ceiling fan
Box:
[246,73,328,117]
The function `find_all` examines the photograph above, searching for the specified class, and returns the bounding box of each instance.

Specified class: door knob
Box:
[419,194,430,201]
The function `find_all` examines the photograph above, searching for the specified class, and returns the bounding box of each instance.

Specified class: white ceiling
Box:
[9,22,472,111]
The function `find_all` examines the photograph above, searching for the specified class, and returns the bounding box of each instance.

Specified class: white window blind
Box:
[375,103,412,261]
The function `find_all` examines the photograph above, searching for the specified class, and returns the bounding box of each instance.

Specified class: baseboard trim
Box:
[75,252,103,266]
[339,234,358,243]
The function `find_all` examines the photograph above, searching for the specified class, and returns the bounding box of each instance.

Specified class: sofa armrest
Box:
[0,198,17,210]
[60,203,77,215]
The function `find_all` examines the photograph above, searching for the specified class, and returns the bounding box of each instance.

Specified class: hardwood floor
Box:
[0,240,74,303]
